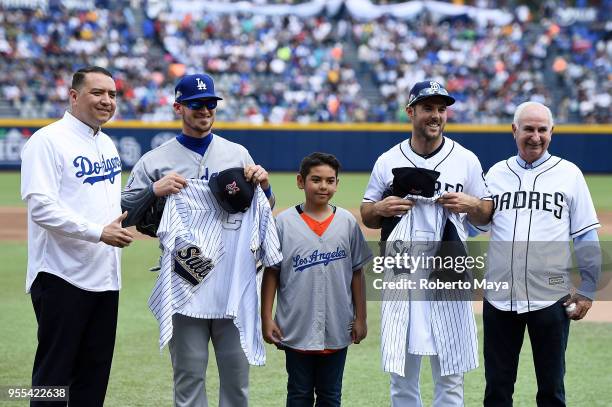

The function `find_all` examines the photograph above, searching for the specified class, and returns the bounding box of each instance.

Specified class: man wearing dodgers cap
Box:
[122,73,275,234]
[361,80,493,406]
[121,73,276,406]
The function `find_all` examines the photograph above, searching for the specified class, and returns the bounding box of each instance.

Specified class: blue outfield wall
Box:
[0,120,611,173]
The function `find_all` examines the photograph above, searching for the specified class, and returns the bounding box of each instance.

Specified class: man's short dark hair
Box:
[299,152,341,179]
[71,66,113,91]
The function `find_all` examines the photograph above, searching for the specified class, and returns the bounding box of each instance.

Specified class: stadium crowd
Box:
[0,4,165,120]
[158,13,365,123]
[0,1,609,123]
[353,4,611,124]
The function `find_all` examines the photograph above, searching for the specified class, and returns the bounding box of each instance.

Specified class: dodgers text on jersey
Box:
[73,154,122,185]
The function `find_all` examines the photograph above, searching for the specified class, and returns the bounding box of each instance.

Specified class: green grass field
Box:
[1,241,612,406]
[1,171,612,406]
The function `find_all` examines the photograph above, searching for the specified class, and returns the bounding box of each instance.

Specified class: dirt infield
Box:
[3,206,612,322]
[5,207,612,241]
[1,207,28,241]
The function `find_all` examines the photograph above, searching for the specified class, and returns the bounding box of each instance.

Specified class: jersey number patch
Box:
[222,213,243,230]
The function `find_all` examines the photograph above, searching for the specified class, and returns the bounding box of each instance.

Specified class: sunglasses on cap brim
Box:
[182,99,218,110]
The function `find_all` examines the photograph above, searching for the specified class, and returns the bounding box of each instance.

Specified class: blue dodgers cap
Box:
[407,80,455,107]
[175,74,223,103]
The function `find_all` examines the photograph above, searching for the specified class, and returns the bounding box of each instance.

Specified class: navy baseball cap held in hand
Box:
[209,167,255,214]
[175,74,223,103]
[407,80,455,107]
[392,167,440,198]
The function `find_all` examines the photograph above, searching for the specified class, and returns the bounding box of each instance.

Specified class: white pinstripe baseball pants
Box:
[390,354,464,407]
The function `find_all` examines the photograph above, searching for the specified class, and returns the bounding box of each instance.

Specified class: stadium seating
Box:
[0,0,609,123]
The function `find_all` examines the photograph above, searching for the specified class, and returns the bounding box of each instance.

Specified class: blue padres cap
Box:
[175,74,223,103]
[407,80,455,107]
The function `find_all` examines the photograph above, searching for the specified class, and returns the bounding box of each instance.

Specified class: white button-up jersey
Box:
[20,112,122,292]
[484,155,600,313]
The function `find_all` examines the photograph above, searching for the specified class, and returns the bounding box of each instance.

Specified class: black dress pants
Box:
[483,299,570,407]
[30,272,119,407]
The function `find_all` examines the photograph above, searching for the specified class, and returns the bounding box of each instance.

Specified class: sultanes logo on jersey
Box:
[292,247,347,272]
[225,181,240,195]
[173,245,214,286]
[73,155,122,185]
[492,191,565,219]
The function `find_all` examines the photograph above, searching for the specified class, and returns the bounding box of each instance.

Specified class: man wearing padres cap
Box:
[361,80,493,406]
[122,73,276,406]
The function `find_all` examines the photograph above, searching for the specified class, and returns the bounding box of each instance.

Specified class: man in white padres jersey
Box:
[20,66,134,406]
[482,101,601,406]
[121,73,275,407]
[361,81,493,406]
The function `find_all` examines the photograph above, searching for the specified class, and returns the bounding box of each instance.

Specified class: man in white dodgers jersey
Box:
[361,80,493,406]
[20,66,134,406]
[481,101,601,406]
[121,73,278,407]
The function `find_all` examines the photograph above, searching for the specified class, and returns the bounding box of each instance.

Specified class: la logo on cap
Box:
[196,78,207,90]
[430,81,440,91]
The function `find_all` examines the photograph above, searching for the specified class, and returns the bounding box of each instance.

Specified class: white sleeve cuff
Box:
[84,223,104,243]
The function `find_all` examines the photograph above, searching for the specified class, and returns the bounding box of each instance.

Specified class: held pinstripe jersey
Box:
[121,134,255,235]
[484,155,600,313]
[148,181,225,341]
[380,204,479,377]
[273,206,373,351]
[149,179,282,365]
[364,137,488,377]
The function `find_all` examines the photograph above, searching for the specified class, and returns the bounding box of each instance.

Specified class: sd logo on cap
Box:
[209,167,255,214]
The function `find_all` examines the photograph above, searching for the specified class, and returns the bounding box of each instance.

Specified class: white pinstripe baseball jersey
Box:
[149,179,282,365]
[380,205,478,377]
[364,137,487,377]
[483,154,600,313]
